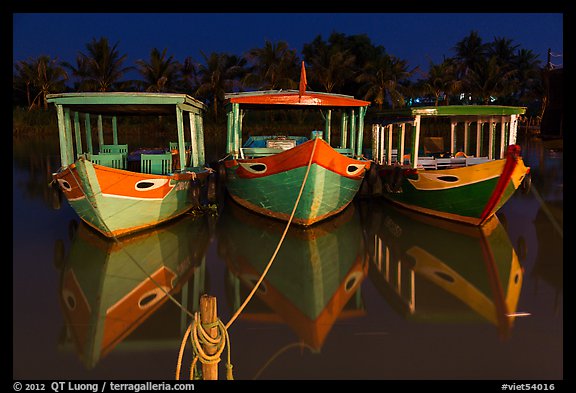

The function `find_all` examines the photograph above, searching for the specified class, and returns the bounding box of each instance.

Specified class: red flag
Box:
[299,61,307,101]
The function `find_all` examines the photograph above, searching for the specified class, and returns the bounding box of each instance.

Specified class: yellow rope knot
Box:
[176,312,234,380]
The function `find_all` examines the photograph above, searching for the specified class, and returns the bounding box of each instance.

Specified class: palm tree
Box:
[135,48,180,92]
[307,45,356,93]
[195,51,246,118]
[64,37,133,91]
[453,31,489,79]
[179,56,199,94]
[513,48,543,104]
[464,55,517,104]
[13,56,68,110]
[422,58,462,106]
[303,32,386,97]
[243,40,299,90]
[357,54,414,110]
[13,59,36,108]
[488,37,520,66]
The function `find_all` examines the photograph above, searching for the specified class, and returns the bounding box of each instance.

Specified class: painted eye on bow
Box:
[240,162,268,174]
[346,164,365,176]
[436,175,459,182]
[57,179,72,191]
[135,178,168,191]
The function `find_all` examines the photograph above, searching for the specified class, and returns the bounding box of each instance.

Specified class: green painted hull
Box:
[226,163,362,225]
[64,159,197,238]
[386,176,504,218]
[376,153,527,226]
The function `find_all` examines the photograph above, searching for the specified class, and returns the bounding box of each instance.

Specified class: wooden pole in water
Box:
[200,294,218,380]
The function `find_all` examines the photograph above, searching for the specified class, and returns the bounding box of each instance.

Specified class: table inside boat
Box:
[127,148,190,172]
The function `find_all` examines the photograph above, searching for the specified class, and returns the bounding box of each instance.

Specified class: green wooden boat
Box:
[365,105,531,226]
[220,63,372,226]
[47,92,213,239]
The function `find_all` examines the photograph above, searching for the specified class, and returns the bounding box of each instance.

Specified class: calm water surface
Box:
[12,131,563,380]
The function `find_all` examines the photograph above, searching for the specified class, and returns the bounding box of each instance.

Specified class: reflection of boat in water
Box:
[56,213,211,368]
[217,198,368,351]
[360,200,523,338]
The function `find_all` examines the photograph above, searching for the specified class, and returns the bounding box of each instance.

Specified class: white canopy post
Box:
[450,121,456,155]
[509,114,518,145]
[371,124,380,164]
[464,121,470,155]
[189,112,199,167]
[399,123,406,164]
[386,124,393,165]
[379,125,385,164]
[226,110,233,154]
[411,116,421,169]
[476,121,482,157]
[196,114,205,166]
[488,119,495,160]
[499,117,507,159]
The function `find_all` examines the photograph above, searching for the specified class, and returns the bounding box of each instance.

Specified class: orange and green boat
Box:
[221,62,371,226]
[47,92,213,238]
[366,105,531,226]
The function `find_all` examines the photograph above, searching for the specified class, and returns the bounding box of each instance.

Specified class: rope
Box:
[175,136,319,379]
[252,342,314,380]
[176,313,234,380]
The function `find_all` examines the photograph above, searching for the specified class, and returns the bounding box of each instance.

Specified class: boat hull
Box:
[375,145,529,226]
[224,138,370,226]
[53,157,206,238]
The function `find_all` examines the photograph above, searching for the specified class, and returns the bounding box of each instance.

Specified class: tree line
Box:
[13,31,544,119]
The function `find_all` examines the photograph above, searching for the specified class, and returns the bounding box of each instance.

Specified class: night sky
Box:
[13,13,564,77]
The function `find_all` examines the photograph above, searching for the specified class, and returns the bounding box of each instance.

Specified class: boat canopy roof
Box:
[374,105,527,124]
[46,92,206,116]
[224,89,370,109]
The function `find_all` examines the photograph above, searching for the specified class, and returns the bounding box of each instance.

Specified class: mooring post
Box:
[200,294,218,380]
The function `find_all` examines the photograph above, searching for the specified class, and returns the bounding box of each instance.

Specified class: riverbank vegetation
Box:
[13,31,547,134]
